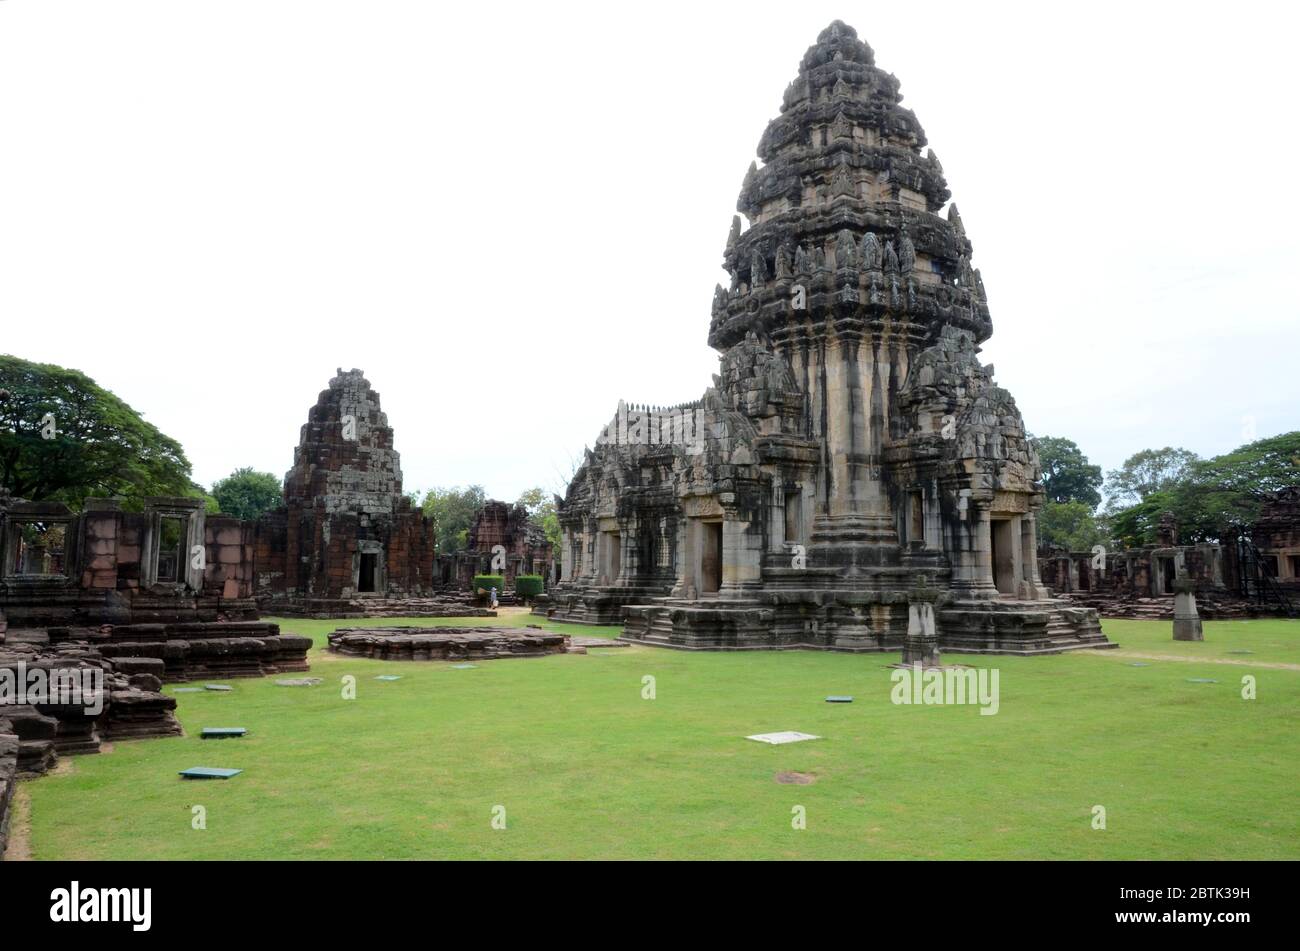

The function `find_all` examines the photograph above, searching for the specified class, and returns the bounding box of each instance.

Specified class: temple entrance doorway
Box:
[990,518,1016,595]
[358,552,379,593]
[701,522,723,594]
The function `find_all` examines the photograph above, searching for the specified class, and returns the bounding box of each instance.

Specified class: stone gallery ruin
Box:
[538,22,1110,655]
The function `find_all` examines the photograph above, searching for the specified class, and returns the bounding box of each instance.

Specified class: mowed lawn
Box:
[21,615,1300,860]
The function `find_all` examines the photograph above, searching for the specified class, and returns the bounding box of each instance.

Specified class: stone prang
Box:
[254,369,436,613]
[537,22,1112,655]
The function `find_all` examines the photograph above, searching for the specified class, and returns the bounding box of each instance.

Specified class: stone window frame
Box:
[1,502,77,584]
[139,499,205,592]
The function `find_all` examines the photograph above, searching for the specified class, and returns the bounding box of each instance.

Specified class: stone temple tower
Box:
[539,22,1110,654]
[254,369,435,612]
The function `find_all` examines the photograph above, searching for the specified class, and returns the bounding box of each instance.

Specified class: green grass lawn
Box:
[20,615,1300,860]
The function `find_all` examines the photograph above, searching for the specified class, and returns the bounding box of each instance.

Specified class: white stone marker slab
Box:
[746,731,821,745]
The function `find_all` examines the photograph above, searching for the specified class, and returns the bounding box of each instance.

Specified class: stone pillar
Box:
[902,577,941,667]
[769,484,786,554]
[720,514,763,596]
[1172,576,1204,642]
[810,329,897,553]
[949,496,997,598]
[1016,513,1048,600]
[671,515,693,599]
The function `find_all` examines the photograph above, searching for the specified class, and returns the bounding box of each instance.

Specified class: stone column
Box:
[1017,513,1048,600]
[949,495,997,598]
[810,328,897,553]
[720,514,763,597]
[1172,576,1204,641]
[902,576,941,667]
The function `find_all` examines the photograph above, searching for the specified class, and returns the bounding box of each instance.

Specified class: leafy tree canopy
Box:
[0,354,197,508]
[420,484,486,553]
[517,486,561,552]
[211,467,283,520]
[1108,490,1175,549]
[1031,435,1103,507]
[1105,432,1300,544]
[1103,447,1199,511]
[1164,432,1300,542]
[1038,500,1109,552]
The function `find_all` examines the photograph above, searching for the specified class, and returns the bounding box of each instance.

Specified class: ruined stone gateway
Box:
[538,22,1110,655]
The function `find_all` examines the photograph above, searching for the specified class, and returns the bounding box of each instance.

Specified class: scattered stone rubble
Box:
[1,638,186,856]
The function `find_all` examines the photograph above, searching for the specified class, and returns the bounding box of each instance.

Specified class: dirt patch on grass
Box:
[1085,651,1300,671]
[775,771,816,785]
[3,785,34,860]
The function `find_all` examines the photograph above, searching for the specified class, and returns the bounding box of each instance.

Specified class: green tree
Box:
[1031,436,1103,507]
[1103,447,1200,511]
[1167,432,1300,541]
[1108,490,1175,548]
[516,486,561,552]
[0,354,196,506]
[1104,432,1300,544]
[420,484,486,553]
[1037,500,1109,551]
[211,467,282,520]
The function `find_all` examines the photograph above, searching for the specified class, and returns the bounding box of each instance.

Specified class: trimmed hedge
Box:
[514,575,544,600]
[472,575,505,597]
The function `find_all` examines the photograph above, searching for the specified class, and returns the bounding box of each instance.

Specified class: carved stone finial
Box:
[726,215,741,251]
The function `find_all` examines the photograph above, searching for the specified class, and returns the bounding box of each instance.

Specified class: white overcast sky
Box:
[2,1,1297,504]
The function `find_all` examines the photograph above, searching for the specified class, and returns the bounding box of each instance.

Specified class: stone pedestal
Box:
[1172,578,1203,642]
[902,579,941,667]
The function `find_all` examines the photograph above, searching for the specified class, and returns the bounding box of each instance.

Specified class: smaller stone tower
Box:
[254,369,435,612]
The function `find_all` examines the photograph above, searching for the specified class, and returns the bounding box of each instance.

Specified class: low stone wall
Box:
[258,596,496,620]
[1,641,189,858]
[327,626,575,661]
[78,622,312,681]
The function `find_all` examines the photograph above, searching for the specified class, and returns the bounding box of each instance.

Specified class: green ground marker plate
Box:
[375,675,402,681]
[449,664,477,670]
[203,684,233,692]
[1186,678,1219,684]
[172,687,203,693]
[200,728,247,739]
[276,678,323,686]
[179,767,242,779]
[1129,663,1152,667]
[825,696,854,703]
